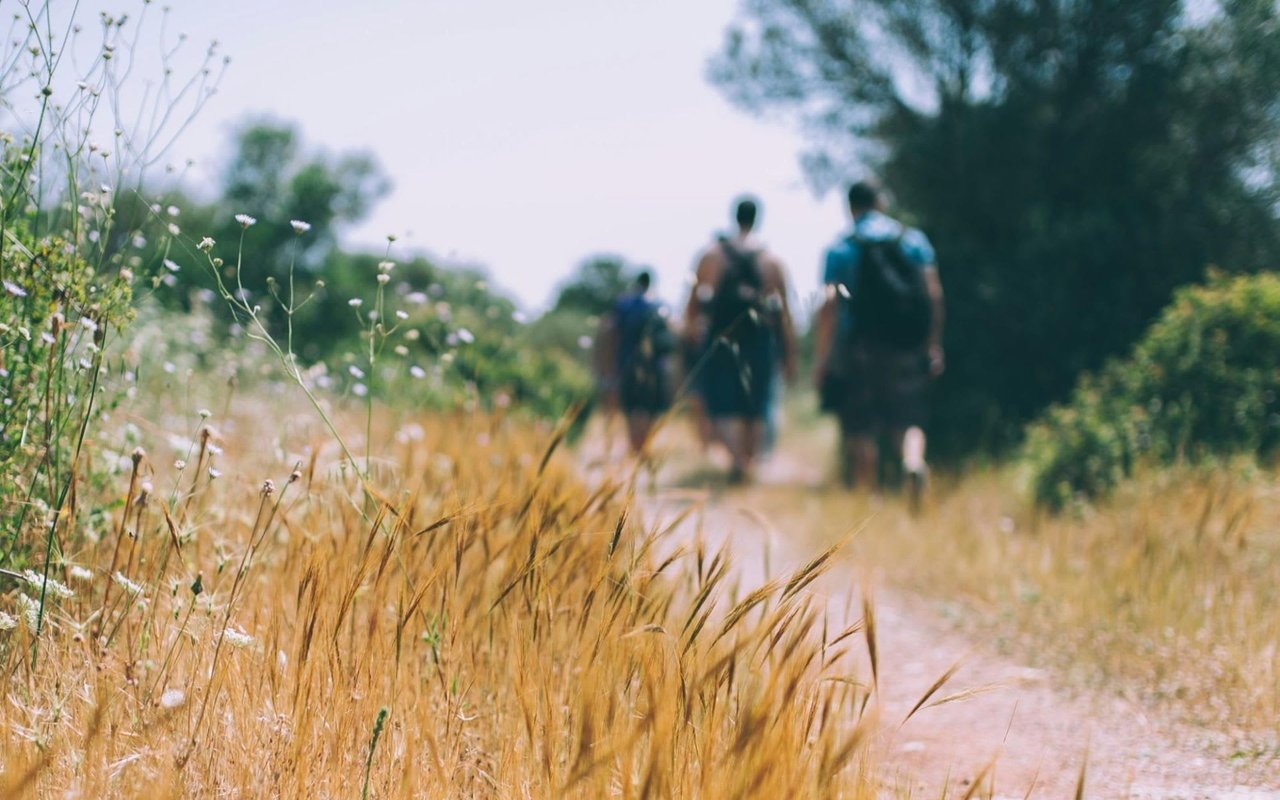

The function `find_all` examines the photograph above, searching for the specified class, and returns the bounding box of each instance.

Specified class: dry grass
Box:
[0,396,881,798]
[777,451,1280,741]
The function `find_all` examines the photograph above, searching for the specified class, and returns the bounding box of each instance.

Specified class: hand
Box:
[927,344,945,378]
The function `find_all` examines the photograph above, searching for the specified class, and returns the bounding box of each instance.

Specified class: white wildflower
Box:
[197,237,215,252]
[376,273,390,285]
[409,365,426,379]
[234,213,256,228]
[348,365,365,379]
[378,261,395,274]
[208,467,222,479]
[352,383,368,397]
[347,298,363,308]
[167,205,180,217]
[395,310,408,320]
[132,235,146,249]
[67,565,93,582]
[0,611,15,631]
[22,570,74,599]
[456,328,475,344]
[290,220,311,234]
[113,571,144,595]
[393,345,409,356]
[578,335,594,350]
[159,688,185,709]
[222,627,256,649]
[80,317,98,333]
[168,223,180,236]
[16,594,40,631]
[163,258,180,272]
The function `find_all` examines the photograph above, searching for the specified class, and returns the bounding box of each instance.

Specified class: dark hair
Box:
[635,270,652,291]
[734,196,759,229]
[847,181,880,211]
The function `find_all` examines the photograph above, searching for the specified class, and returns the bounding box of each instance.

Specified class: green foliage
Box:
[711,0,1280,458]
[0,227,134,565]
[1025,271,1280,509]
[550,254,638,316]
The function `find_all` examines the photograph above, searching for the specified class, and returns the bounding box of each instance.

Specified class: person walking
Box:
[813,181,945,507]
[596,271,675,455]
[685,196,798,483]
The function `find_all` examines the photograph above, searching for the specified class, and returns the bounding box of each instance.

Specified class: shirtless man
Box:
[684,196,798,483]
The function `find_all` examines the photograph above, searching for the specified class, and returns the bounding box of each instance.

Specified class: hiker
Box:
[596,271,675,454]
[685,196,798,483]
[813,181,945,505]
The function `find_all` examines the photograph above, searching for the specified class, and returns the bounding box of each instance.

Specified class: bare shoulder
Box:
[696,240,725,282]
[758,250,789,289]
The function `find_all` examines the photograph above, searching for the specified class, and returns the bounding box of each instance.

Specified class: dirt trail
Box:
[586,435,1279,799]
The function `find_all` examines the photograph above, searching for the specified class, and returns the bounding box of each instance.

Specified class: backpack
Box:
[615,296,675,402]
[846,234,931,348]
[708,236,772,341]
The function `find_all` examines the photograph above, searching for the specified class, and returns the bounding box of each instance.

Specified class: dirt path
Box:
[585,433,1280,799]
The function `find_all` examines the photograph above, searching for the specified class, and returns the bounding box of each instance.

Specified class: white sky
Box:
[74,1,852,312]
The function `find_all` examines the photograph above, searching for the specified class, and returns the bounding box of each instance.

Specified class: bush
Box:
[0,228,134,565]
[1025,270,1280,509]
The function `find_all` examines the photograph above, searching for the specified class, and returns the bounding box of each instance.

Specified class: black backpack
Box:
[846,234,931,348]
[708,236,771,341]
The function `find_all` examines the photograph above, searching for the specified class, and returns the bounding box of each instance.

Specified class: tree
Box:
[550,254,639,317]
[710,0,1280,456]
[216,119,390,277]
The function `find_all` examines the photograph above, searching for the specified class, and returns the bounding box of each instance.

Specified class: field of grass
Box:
[0,373,887,797]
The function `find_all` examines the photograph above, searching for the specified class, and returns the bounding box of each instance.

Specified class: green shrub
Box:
[1024,270,1280,509]
[0,229,134,564]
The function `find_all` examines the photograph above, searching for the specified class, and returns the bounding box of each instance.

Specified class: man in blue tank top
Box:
[813,182,945,507]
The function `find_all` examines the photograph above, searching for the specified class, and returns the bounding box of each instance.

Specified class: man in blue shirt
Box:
[813,182,945,506]
[597,271,674,455]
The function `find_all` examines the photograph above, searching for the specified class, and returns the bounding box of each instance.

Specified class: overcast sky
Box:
[71,1,852,312]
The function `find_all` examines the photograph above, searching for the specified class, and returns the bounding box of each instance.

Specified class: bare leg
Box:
[902,426,926,473]
[899,425,928,512]
[717,418,752,482]
[627,413,653,455]
[740,419,766,481]
[846,434,879,491]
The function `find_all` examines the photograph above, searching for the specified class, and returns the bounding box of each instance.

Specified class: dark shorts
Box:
[700,331,777,420]
[618,359,673,415]
[824,344,929,437]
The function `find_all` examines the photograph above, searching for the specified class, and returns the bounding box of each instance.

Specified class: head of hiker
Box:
[846,181,882,216]
[735,196,759,234]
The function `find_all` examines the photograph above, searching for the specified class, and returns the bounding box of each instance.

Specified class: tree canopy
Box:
[711,0,1280,456]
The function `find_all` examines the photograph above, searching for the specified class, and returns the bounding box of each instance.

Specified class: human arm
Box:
[812,284,838,388]
[683,247,717,345]
[923,265,944,377]
[763,255,799,383]
[594,310,618,383]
